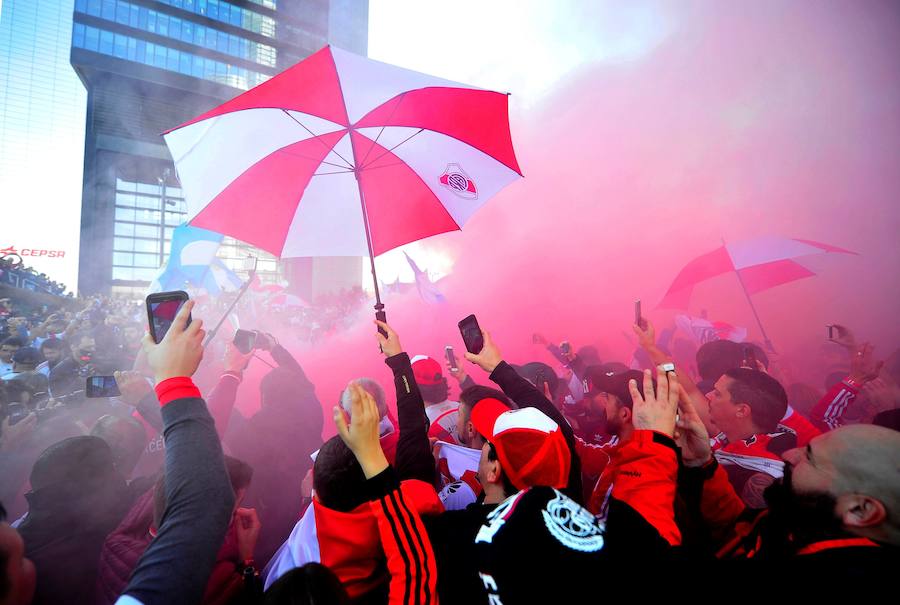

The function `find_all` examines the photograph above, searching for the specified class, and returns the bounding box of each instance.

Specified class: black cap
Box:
[12,346,42,365]
[585,366,653,409]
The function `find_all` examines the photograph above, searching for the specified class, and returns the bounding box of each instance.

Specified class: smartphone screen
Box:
[233,329,257,354]
[146,291,190,344]
[634,300,643,327]
[7,403,28,425]
[86,375,121,398]
[445,345,458,370]
[458,314,484,354]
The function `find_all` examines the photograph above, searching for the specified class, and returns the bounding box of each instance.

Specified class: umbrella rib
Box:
[358,128,424,171]
[281,110,354,169]
[312,162,406,176]
[278,148,351,171]
[357,92,408,168]
[312,169,358,176]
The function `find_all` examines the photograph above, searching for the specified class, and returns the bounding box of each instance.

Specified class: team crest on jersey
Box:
[542,490,605,552]
[439,163,478,200]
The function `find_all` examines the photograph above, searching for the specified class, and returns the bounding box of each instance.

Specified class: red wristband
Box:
[155,377,201,407]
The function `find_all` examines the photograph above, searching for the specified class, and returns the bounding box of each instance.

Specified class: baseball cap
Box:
[12,346,42,365]
[411,355,443,386]
[585,367,653,409]
[471,398,571,491]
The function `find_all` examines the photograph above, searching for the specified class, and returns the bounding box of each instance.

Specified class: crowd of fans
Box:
[0,257,68,297]
[1,285,898,604]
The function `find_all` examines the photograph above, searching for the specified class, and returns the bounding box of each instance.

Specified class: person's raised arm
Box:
[335,384,438,605]
[465,327,583,502]
[256,332,312,386]
[117,301,235,605]
[810,341,883,431]
[634,320,711,427]
[376,319,435,484]
[205,343,252,439]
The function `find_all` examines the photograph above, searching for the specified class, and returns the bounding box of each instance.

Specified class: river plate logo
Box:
[439,163,478,200]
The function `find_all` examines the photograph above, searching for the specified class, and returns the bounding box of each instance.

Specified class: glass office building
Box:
[0,0,87,291]
[71,0,367,295]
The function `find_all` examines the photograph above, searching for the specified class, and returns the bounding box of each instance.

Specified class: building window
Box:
[75,0,278,68]
[112,177,187,283]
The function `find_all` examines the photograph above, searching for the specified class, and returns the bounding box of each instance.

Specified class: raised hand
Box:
[632,320,657,351]
[849,342,883,384]
[223,342,252,373]
[234,508,262,562]
[374,320,403,358]
[114,370,153,405]
[334,383,389,478]
[629,368,679,438]
[674,385,712,467]
[141,300,204,383]
[464,329,503,374]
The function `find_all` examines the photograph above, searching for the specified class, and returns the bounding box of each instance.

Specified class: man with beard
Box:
[676,390,900,585]
[577,367,653,513]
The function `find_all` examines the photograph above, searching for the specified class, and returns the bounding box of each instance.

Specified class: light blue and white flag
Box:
[149,225,242,295]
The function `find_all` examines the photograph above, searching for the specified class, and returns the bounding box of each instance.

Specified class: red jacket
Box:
[810,378,859,432]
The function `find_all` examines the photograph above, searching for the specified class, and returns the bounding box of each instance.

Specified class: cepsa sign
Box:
[0,245,66,260]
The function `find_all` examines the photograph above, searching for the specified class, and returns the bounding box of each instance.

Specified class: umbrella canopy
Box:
[660,237,855,309]
[163,45,522,260]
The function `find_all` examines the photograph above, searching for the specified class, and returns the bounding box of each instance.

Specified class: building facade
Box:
[0,0,87,292]
[71,0,367,296]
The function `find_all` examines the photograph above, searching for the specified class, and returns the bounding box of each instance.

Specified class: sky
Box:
[365,0,675,283]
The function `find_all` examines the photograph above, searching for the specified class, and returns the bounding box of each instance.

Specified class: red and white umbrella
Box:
[163,46,522,308]
[660,237,855,349]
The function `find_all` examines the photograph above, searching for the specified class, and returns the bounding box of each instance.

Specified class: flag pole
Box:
[203,257,257,347]
[723,238,775,352]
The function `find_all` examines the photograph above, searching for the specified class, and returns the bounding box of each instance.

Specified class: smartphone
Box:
[743,345,758,370]
[233,329,257,354]
[86,375,121,398]
[559,341,571,355]
[445,345,458,371]
[458,314,484,354]
[375,309,388,338]
[827,325,835,340]
[6,402,28,426]
[146,290,190,344]
[634,299,644,328]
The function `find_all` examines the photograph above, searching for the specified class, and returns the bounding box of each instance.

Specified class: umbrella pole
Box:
[733,271,775,352]
[724,238,775,353]
[354,171,387,326]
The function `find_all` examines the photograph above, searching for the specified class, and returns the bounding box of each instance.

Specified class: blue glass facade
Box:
[73,22,270,89]
[0,0,86,291]
[75,0,277,68]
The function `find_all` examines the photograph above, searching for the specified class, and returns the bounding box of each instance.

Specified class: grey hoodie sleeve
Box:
[118,395,235,605]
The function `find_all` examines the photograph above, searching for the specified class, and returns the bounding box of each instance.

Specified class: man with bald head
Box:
[90,415,148,481]
[679,402,900,579]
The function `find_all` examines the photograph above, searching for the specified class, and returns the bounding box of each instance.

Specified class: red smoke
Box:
[231,2,900,437]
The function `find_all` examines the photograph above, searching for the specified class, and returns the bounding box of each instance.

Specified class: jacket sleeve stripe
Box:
[389,489,435,605]
[385,491,426,605]
[377,496,415,605]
